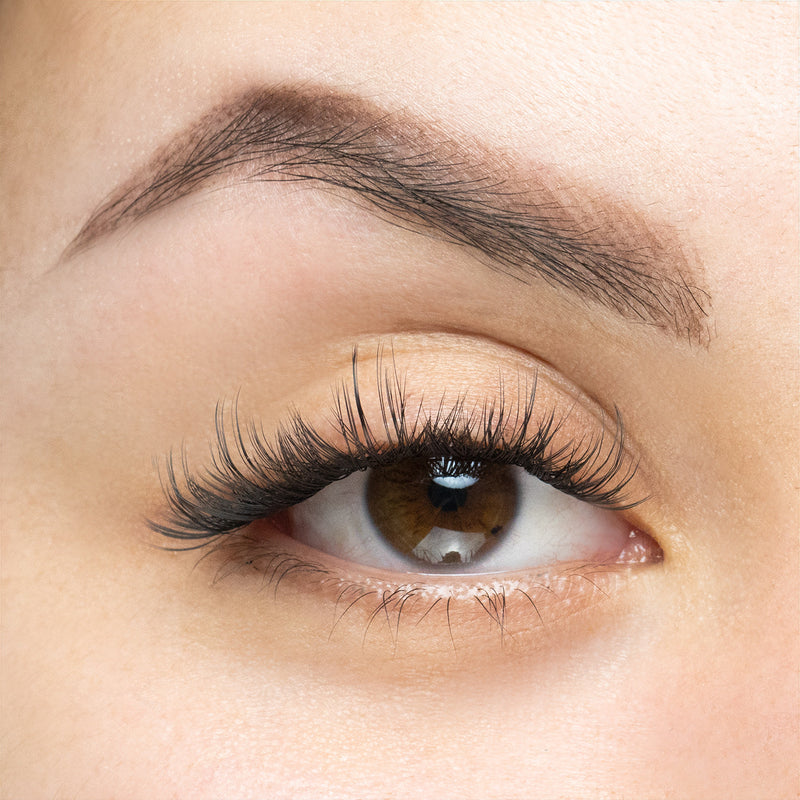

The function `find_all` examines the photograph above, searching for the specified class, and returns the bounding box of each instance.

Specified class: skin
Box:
[1,2,797,798]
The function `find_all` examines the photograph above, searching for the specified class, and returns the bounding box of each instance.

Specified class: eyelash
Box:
[148,349,641,550]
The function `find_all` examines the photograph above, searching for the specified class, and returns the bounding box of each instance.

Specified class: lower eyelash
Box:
[205,534,642,651]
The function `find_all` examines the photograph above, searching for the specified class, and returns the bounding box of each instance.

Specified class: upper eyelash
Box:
[148,348,641,547]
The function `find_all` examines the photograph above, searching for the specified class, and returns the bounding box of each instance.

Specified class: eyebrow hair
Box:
[67,86,711,343]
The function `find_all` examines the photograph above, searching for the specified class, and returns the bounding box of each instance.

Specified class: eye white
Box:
[289,466,633,574]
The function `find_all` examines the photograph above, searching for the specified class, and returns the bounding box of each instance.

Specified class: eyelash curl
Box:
[148,347,642,551]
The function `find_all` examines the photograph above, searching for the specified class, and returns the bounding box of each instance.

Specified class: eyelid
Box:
[204,527,661,660]
[149,337,645,546]
[147,334,661,655]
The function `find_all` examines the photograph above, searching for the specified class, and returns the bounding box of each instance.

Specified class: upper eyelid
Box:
[148,347,642,548]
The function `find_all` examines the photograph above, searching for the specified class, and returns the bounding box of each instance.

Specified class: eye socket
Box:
[290,456,637,574]
[148,340,664,651]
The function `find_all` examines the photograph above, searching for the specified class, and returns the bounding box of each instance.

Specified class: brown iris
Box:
[366,457,518,566]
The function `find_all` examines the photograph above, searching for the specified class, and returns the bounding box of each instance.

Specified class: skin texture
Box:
[1,2,798,798]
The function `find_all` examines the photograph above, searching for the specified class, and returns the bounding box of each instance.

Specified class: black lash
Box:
[148,349,641,547]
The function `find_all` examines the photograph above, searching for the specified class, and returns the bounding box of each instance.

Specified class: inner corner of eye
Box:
[286,454,663,574]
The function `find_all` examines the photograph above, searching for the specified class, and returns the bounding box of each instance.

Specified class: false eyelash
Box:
[148,348,641,547]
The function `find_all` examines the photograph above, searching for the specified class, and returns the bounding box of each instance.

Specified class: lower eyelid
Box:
[203,523,663,657]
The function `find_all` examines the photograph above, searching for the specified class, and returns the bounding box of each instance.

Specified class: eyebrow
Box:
[67,86,710,343]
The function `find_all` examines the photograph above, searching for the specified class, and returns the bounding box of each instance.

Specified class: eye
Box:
[291,457,635,574]
[148,341,663,649]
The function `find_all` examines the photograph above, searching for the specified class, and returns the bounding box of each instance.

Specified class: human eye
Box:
[148,337,662,654]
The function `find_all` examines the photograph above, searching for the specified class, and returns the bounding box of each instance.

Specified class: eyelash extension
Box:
[148,348,641,548]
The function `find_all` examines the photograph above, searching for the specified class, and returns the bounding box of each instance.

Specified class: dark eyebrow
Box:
[67,86,711,343]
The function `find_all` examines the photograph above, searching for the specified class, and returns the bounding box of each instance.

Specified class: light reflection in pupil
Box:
[427,481,468,512]
[366,457,518,567]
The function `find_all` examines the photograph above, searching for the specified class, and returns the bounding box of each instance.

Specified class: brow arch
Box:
[66,85,711,344]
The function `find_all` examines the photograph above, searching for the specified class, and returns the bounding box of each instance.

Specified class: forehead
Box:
[6,3,793,179]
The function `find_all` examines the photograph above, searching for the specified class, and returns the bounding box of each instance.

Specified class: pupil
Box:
[365,457,517,568]
[427,481,468,512]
